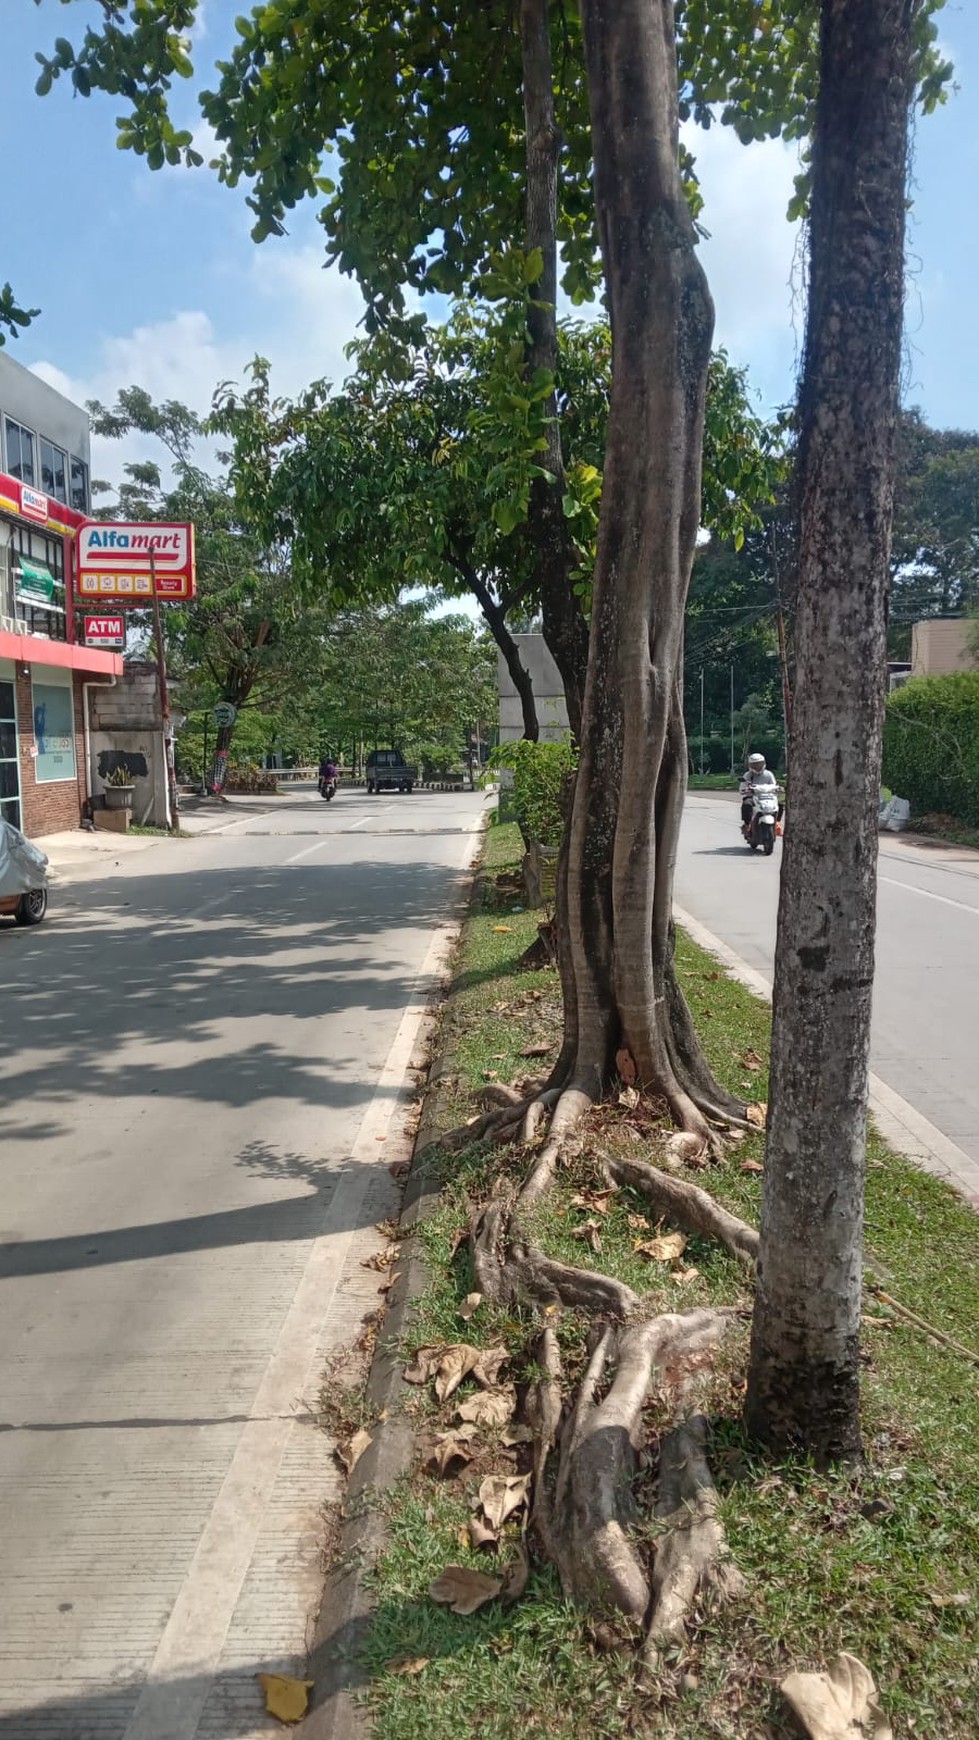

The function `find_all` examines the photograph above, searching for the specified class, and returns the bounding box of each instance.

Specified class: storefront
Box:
[0,472,123,837]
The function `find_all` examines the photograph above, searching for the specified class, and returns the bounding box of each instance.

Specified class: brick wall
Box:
[17,667,87,837]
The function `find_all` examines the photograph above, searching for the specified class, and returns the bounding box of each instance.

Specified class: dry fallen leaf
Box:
[501,1423,534,1446]
[616,1046,637,1086]
[386,1656,430,1678]
[500,1540,530,1606]
[458,1291,483,1322]
[746,1102,768,1129]
[257,1674,314,1725]
[780,1652,892,1740]
[741,1158,765,1175]
[404,1343,510,1401]
[426,1430,474,1478]
[675,1266,701,1284]
[479,1472,531,1531]
[627,1213,651,1231]
[928,1589,970,1608]
[403,1345,443,1386]
[468,1514,502,1549]
[471,1346,510,1389]
[361,1248,398,1271]
[743,1048,764,1071]
[635,1231,688,1264]
[520,1043,553,1058]
[429,1564,502,1616]
[571,1189,617,1215]
[336,1427,372,1475]
[492,925,514,934]
[667,1131,708,1167]
[570,1216,604,1254]
[457,1388,516,1428]
[618,1085,640,1111]
[434,1345,483,1402]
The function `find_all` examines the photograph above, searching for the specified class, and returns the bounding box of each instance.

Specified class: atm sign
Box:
[84,614,125,648]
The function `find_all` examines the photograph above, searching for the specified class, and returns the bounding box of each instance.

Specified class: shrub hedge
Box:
[882,671,979,827]
[489,737,577,848]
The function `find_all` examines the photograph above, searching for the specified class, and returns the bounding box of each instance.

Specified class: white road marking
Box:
[285,838,330,864]
[878,874,979,918]
[673,899,979,1206]
[121,840,478,1740]
[349,804,395,829]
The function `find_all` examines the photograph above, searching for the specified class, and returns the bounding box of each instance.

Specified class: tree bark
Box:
[745,0,914,1461]
[451,553,540,741]
[547,0,736,1134]
[519,0,590,739]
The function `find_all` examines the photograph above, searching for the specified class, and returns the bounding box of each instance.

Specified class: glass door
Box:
[0,678,22,829]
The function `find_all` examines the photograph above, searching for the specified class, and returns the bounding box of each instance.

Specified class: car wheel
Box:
[15,888,47,926]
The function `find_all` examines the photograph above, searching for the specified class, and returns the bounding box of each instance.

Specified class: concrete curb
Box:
[302,864,483,1737]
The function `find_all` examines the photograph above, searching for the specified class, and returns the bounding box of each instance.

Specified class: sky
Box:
[2,0,977,491]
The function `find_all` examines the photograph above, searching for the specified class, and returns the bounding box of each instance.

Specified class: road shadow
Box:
[0,857,466,1136]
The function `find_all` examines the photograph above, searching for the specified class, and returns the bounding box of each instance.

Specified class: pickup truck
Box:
[366,748,417,794]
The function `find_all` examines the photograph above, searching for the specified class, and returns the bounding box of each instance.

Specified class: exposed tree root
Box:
[470,1198,639,1316]
[536,1310,733,1621]
[645,1413,748,1666]
[517,1085,594,1205]
[603,1151,759,1267]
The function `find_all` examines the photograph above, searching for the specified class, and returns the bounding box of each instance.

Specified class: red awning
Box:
[0,629,123,677]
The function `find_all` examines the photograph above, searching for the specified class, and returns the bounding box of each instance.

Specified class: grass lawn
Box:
[354,820,979,1740]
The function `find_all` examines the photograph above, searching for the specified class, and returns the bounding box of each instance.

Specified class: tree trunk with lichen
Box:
[745,0,914,1462]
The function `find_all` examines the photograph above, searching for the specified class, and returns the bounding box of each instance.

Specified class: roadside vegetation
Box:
[356,822,979,1740]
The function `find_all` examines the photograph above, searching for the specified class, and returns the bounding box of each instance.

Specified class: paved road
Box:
[0,787,486,1740]
[675,793,979,1182]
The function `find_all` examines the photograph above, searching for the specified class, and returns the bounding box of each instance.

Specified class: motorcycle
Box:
[741,784,781,856]
[318,774,338,803]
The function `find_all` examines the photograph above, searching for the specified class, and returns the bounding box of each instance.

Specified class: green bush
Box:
[883,672,979,826]
[490,737,577,848]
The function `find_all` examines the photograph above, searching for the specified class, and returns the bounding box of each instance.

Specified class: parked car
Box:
[366,748,417,794]
[0,818,49,927]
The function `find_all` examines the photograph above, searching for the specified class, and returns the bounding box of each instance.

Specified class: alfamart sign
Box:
[76,521,196,602]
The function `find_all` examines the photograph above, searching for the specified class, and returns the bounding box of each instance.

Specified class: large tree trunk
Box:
[745,0,914,1462]
[519,0,590,738]
[543,0,739,1136]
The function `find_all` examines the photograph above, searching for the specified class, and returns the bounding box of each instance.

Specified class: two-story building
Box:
[0,352,123,836]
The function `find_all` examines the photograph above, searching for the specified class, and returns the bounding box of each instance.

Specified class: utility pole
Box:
[149,551,179,827]
[730,664,735,774]
[699,667,705,775]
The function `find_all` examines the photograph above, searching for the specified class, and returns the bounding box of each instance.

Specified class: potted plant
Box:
[103,765,136,811]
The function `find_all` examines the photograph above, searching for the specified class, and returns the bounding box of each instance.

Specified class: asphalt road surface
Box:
[0,786,486,1740]
[675,793,979,1181]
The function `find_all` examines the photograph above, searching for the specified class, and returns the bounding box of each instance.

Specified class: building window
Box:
[0,677,22,829]
[40,438,68,504]
[10,524,66,642]
[32,673,76,784]
[70,455,89,514]
[4,418,36,487]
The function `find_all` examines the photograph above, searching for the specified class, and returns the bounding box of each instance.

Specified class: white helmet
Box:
[748,752,766,771]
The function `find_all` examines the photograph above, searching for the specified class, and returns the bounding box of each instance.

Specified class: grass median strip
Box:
[353,820,979,1740]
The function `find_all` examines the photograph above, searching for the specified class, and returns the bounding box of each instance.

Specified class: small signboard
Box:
[84,613,125,649]
[20,485,49,524]
[213,701,237,728]
[76,521,196,603]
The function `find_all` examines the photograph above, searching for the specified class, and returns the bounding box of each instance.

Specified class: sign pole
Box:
[150,551,179,828]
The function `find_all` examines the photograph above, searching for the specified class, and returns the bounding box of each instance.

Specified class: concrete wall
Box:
[0,352,91,472]
[498,633,570,742]
[89,662,170,827]
[911,618,977,678]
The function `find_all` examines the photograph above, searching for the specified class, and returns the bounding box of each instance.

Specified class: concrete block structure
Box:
[910,618,977,678]
[497,633,570,741]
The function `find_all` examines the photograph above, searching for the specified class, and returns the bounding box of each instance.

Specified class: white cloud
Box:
[29,244,366,490]
[684,123,804,411]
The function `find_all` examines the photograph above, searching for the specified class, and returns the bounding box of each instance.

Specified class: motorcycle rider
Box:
[740,752,780,830]
[318,752,338,794]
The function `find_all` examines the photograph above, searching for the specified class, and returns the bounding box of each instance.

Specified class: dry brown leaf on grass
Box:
[676,1266,700,1284]
[666,1131,708,1167]
[500,1540,530,1606]
[257,1674,314,1725]
[570,1188,617,1215]
[458,1291,483,1321]
[627,1212,651,1231]
[403,1342,510,1401]
[478,1472,531,1531]
[520,1042,553,1058]
[429,1564,502,1615]
[743,1048,765,1071]
[741,1158,765,1175]
[746,1101,769,1129]
[492,925,514,934]
[457,1388,515,1428]
[386,1656,430,1678]
[426,1431,474,1478]
[570,1217,604,1254]
[780,1653,892,1740]
[635,1231,688,1264]
[335,1427,372,1475]
[468,1514,501,1549]
[618,1084,640,1111]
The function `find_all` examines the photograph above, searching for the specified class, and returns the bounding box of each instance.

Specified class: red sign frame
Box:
[76,520,196,604]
